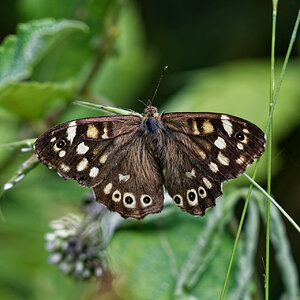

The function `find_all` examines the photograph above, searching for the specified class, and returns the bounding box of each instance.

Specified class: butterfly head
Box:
[143,101,160,120]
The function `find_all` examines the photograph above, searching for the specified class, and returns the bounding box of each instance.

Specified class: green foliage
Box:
[0,81,74,121]
[0,1,299,300]
[0,19,88,89]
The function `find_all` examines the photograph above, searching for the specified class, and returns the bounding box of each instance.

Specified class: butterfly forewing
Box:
[34,115,141,186]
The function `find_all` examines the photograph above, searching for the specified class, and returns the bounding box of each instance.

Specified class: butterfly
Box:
[34,102,266,219]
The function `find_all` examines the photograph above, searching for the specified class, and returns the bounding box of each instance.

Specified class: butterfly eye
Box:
[235,132,245,141]
[56,140,66,148]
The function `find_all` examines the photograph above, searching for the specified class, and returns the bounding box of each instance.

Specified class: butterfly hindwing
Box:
[93,135,164,219]
[163,135,222,216]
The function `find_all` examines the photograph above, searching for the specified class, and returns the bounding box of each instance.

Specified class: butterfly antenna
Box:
[150,66,168,104]
[138,99,147,107]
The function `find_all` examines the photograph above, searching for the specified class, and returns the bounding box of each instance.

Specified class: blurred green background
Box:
[0,0,299,299]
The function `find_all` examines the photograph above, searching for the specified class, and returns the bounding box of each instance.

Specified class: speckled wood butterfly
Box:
[34,102,265,219]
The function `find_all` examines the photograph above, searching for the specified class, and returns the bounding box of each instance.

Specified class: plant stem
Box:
[244,173,300,234]
[265,2,277,298]
[219,167,258,300]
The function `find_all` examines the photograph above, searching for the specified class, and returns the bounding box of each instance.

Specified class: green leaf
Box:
[0,18,88,89]
[0,81,74,120]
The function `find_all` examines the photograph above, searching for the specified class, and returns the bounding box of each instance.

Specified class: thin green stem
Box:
[244,173,300,234]
[265,3,277,299]
[219,167,258,300]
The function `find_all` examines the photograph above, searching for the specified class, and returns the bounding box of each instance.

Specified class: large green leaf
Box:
[0,18,88,89]
[0,81,74,120]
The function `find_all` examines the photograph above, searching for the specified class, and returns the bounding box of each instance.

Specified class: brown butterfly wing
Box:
[161,112,265,216]
[34,115,164,219]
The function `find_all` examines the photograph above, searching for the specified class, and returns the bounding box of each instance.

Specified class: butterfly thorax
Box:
[142,103,164,135]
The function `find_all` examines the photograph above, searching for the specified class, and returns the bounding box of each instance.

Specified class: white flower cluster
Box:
[45,213,106,280]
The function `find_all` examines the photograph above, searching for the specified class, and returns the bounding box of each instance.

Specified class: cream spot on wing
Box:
[112,190,121,201]
[67,121,77,145]
[237,143,244,150]
[202,120,214,134]
[243,128,250,134]
[203,177,212,189]
[60,163,70,172]
[101,126,109,139]
[222,119,233,136]
[217,152,230,166]
[77,158,88,171]
[187,189,198,206]
[198,149,206,159]
[198,186,207,198]
[192,120,200,134]
[236,155,246,165]
[87,124,99,139]
[221,114,230,120]
[76,142,89,155]
[123,192,136,208]
[119,174,130,182]
[214,137,226,149]
[51,137,56,142]
[140,195,153,208]
[59,150,66,157]
[89,167,99,178]
[185,169,196,179]
[104,183,113,195]
[209,162,219,173]
[173,194,183,207]
[99,153,108,164]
